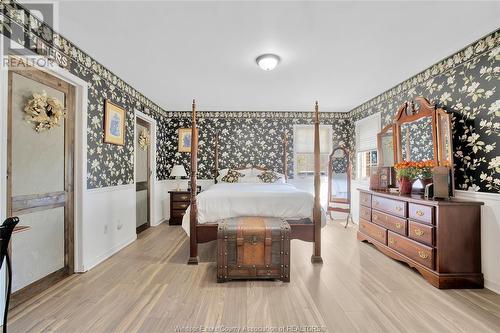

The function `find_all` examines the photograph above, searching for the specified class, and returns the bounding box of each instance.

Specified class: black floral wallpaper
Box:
[400,116,434,162]
[350,30,499,193]
[2,1,498,193]
[153,112,352,180]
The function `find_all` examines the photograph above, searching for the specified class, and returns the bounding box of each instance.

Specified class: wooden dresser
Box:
[168,190,191,225]
[357,189,483,289]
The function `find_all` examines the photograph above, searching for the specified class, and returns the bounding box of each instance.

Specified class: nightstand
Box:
[168,190,191,225]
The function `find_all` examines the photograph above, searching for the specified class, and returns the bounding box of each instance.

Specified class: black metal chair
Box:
[0,217,19,333]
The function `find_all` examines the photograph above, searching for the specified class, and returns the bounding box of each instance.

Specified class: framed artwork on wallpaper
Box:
[178,128,195,152]
[104,100,126,146]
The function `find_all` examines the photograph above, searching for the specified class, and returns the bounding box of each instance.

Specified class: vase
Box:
[398,177,413,195]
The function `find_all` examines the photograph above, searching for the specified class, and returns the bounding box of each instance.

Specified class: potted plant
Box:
[394,161,419,194]
[417,160,435,187]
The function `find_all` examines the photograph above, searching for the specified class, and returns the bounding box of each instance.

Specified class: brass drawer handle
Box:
[180,195,188,200]
[388,238,395,245]
[414,228,424,236]
[374,200,380,206]
[179,204,187,208]
[395,206,403,212]
[377,231,383,237]
[373,215,378,220]
[418,251,429,259]
[416,210,425,216]
[395,222,402,229]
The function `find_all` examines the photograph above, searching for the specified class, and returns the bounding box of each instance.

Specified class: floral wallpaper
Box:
[350,30,500,194]
[1,0,166,188]
[400,116,434,162]
[2,1,498,193]
[154,113,352,180]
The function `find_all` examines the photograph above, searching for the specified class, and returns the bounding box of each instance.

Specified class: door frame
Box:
[134,110,157,227]
[0,55,88,276]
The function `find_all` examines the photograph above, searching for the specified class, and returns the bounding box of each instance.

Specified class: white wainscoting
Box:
[455,190,500,294]
[350,182,500,294]
[82,184,137,271]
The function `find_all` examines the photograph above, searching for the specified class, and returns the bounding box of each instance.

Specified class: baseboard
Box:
[82,235,137,271]
[151,218,168,227]
[485,278,500,295]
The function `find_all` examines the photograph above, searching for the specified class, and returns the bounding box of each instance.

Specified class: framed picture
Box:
[104,100,126,145]
[178,128,194,152]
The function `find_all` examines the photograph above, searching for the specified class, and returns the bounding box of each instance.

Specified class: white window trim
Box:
[293,124,333,178]
[355,113,381,181]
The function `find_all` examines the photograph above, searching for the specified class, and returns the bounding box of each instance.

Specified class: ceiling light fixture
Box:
[256,54,280,71]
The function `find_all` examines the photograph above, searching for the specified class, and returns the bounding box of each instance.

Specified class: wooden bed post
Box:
[311,101,323,263]
[188,99,199,265]
[282,131,288,182]
[214,131,219,183]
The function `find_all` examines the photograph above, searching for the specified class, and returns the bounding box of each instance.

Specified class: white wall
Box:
[81,185,137,270]
[350,184,500,294]
[455,190,500,294]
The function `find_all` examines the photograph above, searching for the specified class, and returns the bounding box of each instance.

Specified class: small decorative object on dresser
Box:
[217,217,290,283]
[357,189,483,289]
[168,190,191,225]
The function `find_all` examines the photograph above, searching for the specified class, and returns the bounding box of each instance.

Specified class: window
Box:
[355,113,381,180]
[293,125,332,177]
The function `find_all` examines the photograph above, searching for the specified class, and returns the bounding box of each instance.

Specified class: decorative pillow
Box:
[221,169,245,183]
[257,171,279,183]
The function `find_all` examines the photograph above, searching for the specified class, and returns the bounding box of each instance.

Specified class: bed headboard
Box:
[213,132,288,183]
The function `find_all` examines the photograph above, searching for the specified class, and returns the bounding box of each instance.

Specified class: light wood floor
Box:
[5,221,500,333]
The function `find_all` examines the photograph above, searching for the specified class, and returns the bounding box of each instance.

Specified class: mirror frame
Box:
[394,97,438,165]
[328,146,351,204]
[377,123,397,168]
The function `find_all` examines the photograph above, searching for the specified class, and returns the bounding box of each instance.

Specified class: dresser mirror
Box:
[327,147,352,227]
[377,124,396,167]
[394,97,438,165]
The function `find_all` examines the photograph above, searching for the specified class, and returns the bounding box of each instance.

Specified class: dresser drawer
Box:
[171,209,187,218]
[171,192,190,202]
[360,205,372,221]
[372,210,407,236]
[172,201,189,210]
[388,232,435,270]
[359,219,387,244]
[409,203,434,225]
[360,192,372,208]
[372,196,407,217]
[408,220,434,246]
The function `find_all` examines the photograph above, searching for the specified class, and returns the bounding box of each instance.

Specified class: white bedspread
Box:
[181,183,325,235]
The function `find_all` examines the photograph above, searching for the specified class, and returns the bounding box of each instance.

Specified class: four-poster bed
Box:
[187,100,323,265]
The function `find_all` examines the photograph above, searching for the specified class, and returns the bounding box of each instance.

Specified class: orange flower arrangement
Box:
[394,160,435,180]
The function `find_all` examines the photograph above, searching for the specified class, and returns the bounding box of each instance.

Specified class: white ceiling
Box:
[53,1,500,112]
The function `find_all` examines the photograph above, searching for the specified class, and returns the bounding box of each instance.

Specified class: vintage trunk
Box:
[217,217,290,282]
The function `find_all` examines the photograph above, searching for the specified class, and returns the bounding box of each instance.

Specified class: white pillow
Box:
[216,168,229,183]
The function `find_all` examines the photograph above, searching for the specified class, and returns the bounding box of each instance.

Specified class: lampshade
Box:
[170,164,187,178]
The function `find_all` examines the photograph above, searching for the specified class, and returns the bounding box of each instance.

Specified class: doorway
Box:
[7,68,75,307]
[135,117,151,234]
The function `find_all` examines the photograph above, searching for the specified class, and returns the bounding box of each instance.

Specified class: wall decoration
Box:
[178,128,193,152]
[104,100,126,146]
[24,91,65,132]
[138,128,150,151]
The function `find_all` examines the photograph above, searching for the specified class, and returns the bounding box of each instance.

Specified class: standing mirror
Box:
[327,147,351,227]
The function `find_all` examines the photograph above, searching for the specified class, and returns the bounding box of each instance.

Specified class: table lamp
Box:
[170,164,187,191]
